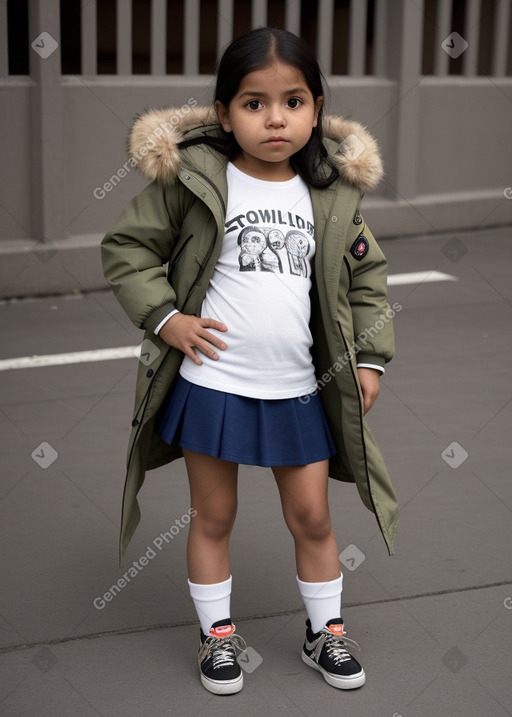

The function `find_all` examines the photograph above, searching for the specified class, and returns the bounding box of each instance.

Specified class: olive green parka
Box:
[101,107,399,564]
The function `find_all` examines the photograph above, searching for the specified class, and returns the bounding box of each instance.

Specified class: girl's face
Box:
[216,61,322,181]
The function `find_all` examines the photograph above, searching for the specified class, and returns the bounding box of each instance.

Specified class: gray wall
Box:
[0,0,511,298]
[3,76,511,231]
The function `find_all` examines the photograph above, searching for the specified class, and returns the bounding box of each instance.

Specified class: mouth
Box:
[264,137,288,145]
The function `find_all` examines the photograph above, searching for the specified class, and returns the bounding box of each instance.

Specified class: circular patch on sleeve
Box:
[350,235,369,261]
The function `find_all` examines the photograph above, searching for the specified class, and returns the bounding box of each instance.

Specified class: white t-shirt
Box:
[179,163,317,399]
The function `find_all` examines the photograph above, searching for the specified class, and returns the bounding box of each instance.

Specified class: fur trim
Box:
[129,106,383,191]
[128,107,217,184]
[322,115,384,193]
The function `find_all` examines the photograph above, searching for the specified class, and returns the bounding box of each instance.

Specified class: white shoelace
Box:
[314,630,361,666]
[198,633,247,670]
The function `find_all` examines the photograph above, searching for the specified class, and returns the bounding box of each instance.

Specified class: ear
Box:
[313,96,323,128]
[215,100,232,133]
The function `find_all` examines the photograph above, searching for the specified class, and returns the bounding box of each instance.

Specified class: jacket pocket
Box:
[343,255,353,290]
[167,233,193,285]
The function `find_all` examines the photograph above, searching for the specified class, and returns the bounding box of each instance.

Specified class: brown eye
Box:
[286,97,302,109]
[247,100,261,110]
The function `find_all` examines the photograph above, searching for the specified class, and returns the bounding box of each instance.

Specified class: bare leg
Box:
[272,460,340,582]
[183,449,238,584]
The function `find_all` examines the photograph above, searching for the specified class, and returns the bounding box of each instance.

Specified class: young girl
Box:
[102,27,398,696]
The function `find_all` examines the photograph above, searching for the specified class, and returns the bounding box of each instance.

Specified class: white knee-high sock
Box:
[296,573,343,634]
[188,575,232,635]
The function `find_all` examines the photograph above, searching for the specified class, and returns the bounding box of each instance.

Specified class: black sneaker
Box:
[302,618,366,689]
[197,619,246,695]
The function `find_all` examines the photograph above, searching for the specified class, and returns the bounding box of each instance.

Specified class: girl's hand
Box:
[159,313,228,365]
[357,367,381,415]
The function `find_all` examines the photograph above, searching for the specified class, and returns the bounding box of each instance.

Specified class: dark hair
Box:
[179,27,338,188]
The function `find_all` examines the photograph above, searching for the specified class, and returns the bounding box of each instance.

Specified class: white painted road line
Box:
[0,271,458,371]
[0,347,138,371]
[388,270,457,286]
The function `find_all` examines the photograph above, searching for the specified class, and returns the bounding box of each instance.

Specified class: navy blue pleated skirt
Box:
[158,375,336,467]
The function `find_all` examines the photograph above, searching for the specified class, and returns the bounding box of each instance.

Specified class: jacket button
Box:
[132,418,139,427]
[331,215,338,223]
[184,174,190,180]
[146,369,154,378]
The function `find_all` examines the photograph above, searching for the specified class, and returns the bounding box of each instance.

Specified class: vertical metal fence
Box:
[2,0,511,78]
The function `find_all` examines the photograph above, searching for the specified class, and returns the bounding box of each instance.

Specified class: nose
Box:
[266,104,285,128]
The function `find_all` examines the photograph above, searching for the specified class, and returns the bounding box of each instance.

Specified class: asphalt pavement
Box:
[0,226,511,716]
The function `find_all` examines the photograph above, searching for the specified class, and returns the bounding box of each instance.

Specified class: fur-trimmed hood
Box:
[129,106,383,193]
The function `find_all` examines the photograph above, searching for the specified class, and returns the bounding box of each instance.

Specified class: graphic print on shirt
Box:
[284,231,310,277]
[225,200,314,278]
[232,221,311,277]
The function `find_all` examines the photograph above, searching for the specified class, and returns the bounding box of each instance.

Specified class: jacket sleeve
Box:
[344,219,395,370]
[101,180,192,332]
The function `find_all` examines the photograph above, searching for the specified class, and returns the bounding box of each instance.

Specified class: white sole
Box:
[302,651,366,689]
[200,671,244,695]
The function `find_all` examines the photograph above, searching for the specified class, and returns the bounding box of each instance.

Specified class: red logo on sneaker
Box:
[209,624,235,638]
[327,623,345,636]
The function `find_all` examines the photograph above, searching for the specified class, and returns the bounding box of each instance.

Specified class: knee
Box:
[193,503,237,541]
[285,506,332,543]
